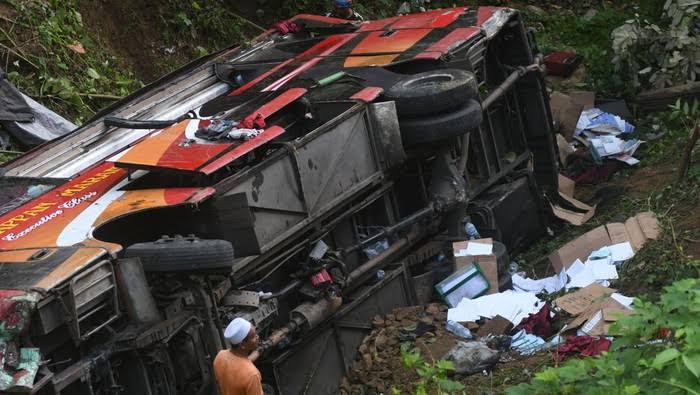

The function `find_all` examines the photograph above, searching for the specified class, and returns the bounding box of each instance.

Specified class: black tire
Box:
[123,235,234,272]
[386,69,478,117]
[399,99,482,146]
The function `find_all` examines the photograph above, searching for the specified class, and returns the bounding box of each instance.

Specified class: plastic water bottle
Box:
[508,262,519,275]
[446,320,474,340]
[376,270,386,281]
[464,222,480,240]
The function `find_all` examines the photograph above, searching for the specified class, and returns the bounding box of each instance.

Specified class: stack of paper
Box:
[576,108,635,136]
[447,290,544,326]
[575,107,641,165]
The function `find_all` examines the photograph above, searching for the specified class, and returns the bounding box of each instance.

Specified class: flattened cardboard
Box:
[550,92,584,141]
[558,174,576,197]
[568,90,595,109]
[564,296,633,336]
[552,174,596,226]
[554,283,616,316]
[624,216,647,251]
[550,226,611,273]
[606,222,630,245]
[636,212,660,240]
[549,212,660,272]
[476,315,513,338]
[557,134,574,164]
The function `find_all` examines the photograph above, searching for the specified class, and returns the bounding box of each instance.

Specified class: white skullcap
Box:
[224,318,252,345]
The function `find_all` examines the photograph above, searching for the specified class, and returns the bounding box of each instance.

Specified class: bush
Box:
[507,277,700,395]
[612,0,700,93]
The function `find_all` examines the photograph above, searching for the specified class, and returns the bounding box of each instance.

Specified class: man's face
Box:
[240,326,259,354]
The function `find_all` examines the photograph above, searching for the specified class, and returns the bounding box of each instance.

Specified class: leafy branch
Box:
[399,343,466,395]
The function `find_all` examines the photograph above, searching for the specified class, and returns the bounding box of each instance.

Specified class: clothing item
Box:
[516,304,554,338]
[555,336,612,362]
[224,318,252,345]
[213,350,263,395]
[333,0,352,7]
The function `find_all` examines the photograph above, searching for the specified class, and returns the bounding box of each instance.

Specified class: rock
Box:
[583,8,597,21]
[425,303,442,316]
[359,343,369,355]
[443,341,500,375]
[339,377,351,394]
[393,306,423,321]
[372,315,386,328]
[419,316,434,325]
[434,311,447,321]
[385,314,396,323]
[362,352,373,370]
[526,5,546,16]
[375,330,389,348]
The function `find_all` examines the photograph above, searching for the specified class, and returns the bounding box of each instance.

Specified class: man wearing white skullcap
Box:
[213,318,263,395]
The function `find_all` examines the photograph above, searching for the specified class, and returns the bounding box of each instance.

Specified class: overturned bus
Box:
[0,7,558,394]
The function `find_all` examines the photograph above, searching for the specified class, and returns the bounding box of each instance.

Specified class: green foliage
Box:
[158,0,249,56]
[399,343,466,395]
[5,0,142,123]
[507,278,700,395]
[522,4,645,96]
[611,0,700,92]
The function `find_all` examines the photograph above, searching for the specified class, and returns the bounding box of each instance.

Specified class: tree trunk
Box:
[678,121,700,182]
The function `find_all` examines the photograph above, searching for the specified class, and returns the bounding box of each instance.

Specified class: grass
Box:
[521,1,664,97]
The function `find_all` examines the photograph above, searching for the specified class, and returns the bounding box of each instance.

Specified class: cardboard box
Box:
[554,283,616,316]
[452,239,498,295]
[564,296,633,336]
[549,212,660,273]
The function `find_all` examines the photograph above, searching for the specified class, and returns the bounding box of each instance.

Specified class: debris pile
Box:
[341,304,455,394]
[344,212,661,393]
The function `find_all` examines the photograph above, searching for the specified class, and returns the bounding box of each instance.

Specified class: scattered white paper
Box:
[603,142,623,155]
[611,293,635,308]
[447,290,543,326]
[587,259,619,280]
[566,259,586,278]
[512,271,567,294]
[581,310,604,334]
[464,242,493,256]
[566,266,596,289]
[609,242,635,262]
[613,154,640,165]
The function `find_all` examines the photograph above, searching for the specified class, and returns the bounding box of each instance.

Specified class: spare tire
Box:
[123,235,234,272]
[386,69,478,117]
[399,99,482,146]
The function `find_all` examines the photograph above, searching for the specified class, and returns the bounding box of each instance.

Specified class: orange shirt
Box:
[213,350,263,395]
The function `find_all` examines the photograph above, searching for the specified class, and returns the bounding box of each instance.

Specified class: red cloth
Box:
[572,161,621,184]
[516,304,553,338]
[274,20,301,35]
[241,113,266,129]
[555,336,612,362]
